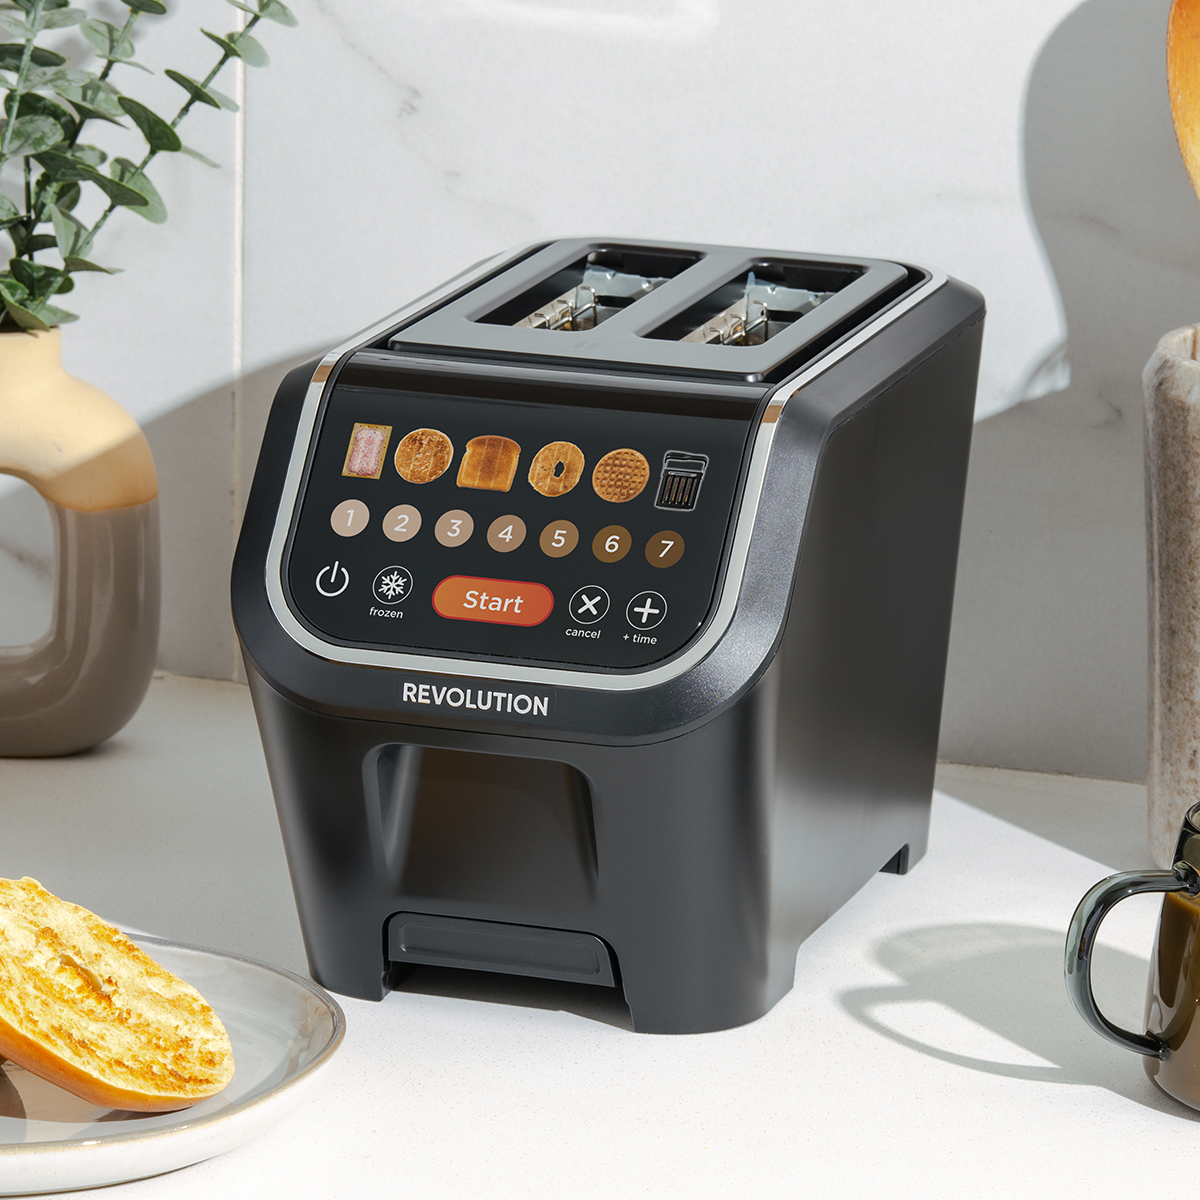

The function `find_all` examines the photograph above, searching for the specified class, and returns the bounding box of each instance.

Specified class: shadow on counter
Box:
[838,922,1197,1119]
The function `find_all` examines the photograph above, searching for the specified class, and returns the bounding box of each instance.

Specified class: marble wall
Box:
[1,0,1192,780]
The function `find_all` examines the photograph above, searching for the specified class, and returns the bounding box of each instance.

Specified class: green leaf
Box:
[258,0,298,26]
[70,143,107,167]
[207,85,238,111]
[121,0,167,12]
[34,147,107,182]
[26,66,89,89]
[165,69,221,109]
[4,91,77,142]
[0,13,30,38]
[34,301,77,324]
[56,97,126,127]
[20,234,57,253]
[10,257,66,299]
[230,30,268,66]
[48,202,89,257]
[81,18,135,60]
[37,7,86,30]
[8,115,65,155]
[0,44,66,70]
[87,164,149,210]
[0,294,51,331]
[110,158,164,221]
[63,255,119,274]
[117,96,180,152]
[55,78,126,122]
[0,195,18,226]
[179,143,220,168]
[202,28,240,58]
[55,180,80,211]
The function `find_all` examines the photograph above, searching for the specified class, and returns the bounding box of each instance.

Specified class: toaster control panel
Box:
[283,379,754,669]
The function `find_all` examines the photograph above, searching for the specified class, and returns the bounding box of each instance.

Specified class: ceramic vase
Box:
[0,328,160,756]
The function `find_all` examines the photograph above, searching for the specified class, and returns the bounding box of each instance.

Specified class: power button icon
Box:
[316,560,350,597]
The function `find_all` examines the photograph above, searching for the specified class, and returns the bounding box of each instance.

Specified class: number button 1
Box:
[435,509,475,547]
[331,499,369,537]
[383,504,421,542]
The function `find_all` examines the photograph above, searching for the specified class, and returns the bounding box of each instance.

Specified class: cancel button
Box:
[432,576,554,627]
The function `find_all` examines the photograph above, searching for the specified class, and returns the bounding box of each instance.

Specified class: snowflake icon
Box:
[372,565,413,606]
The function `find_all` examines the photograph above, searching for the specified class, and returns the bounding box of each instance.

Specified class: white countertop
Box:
[0,675,1186,1199]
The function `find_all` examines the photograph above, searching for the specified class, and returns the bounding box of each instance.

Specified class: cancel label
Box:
[397,679,552,719]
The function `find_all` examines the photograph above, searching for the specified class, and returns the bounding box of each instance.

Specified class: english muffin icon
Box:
[457,435,521,492]
[394,427,454,484]
[592,448,650,503]
[528,441,585,497]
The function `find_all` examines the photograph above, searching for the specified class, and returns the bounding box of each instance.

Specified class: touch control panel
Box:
[284,377,753,669]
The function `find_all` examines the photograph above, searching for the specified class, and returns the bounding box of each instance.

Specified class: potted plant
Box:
[0,0,294,755]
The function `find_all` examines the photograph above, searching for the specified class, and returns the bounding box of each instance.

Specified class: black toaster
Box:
[232,238,983,1033]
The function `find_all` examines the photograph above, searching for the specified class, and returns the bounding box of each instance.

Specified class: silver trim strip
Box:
[263,267,948,693]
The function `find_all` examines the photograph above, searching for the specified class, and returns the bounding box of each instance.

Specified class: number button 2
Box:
[383,504,422,543]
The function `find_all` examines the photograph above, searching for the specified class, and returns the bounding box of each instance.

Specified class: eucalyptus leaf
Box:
[201,28,239,58]
[206,85,237,112]
[117,96,179,152]
[179,143,219,168]
[110,158,164,221]
[0,14,30,37]
[120,0,167,12]
[63,255,119,273]
[0,294,51,331]
[5,91,77,141]
[48,202,89,257]
[258,0,297,27]
[84,164,147,209]
[0,44,66,70]
[0,194,17,225]
[230,30,268,67]
[34,300,77,324]
[10,256,64,298]
[165,69,220,108]
[25,66,89,88]
[55,79,126,120]
[57,96,126,126]
[81,18,134,60]
[70,143,107,167]
[38,7,86,30]
[20,234,57,253]
[55,180,80,211]
[8,115,64,155]
[34,148,97,181]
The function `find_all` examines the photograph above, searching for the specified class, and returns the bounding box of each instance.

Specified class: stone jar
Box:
[0,328,160,756]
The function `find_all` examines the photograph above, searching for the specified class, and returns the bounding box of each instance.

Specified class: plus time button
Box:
[626,590,667,630]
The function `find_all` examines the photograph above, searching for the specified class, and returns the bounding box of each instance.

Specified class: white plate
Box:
[0,935,345,1195]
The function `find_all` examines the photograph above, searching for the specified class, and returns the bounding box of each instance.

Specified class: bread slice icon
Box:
[592,448,650,503]
[528,441,585,497]
[394,427,454,484]
[457,435,521,491]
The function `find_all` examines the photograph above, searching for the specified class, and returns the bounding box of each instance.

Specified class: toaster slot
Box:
[479,247,700,332]
[649,261,863,346]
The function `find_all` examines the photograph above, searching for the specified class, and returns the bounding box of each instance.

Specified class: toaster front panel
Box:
[282,382,754,669]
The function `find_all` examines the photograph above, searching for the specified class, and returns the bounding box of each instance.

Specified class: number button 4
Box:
[487,515,527,552]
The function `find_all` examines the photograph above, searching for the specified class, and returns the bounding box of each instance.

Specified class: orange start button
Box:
[432,575,554,627]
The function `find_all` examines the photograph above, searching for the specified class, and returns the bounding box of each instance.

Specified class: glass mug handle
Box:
[1064,864,1200,1058]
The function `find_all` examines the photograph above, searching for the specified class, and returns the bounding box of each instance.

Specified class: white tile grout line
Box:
[231,14,248,680]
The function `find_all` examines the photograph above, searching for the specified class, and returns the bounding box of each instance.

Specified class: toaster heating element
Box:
[233,238,983,1033]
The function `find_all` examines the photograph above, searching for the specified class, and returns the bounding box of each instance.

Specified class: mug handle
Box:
[1064,863,1200,1058]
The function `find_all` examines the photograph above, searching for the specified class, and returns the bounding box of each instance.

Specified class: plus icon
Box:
[625,590,667,631]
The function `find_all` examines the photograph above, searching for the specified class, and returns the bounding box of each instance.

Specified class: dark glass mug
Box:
[1065,801,1200,1110]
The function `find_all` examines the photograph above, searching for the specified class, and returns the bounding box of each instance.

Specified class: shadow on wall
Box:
[0,350,319,681]
[939,0,1200,783]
